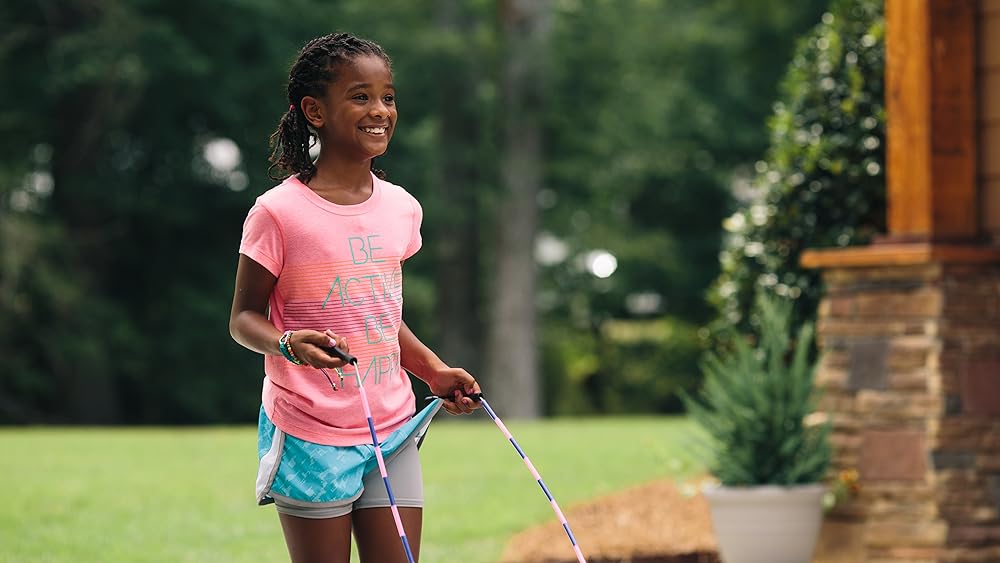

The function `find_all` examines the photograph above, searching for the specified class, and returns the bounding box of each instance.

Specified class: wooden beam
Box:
[801,243,1000,269]
[885,0,978,241]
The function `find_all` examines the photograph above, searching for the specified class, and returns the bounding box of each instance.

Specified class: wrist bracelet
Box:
[279,330,305,365]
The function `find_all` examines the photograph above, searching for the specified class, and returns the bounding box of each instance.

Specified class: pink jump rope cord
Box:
[477,396,586,563]
[354,362,416,563]
[320,348,416,563]
[324,346,586,563]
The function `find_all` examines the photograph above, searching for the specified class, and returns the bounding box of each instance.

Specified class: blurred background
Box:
[2,0,886,425]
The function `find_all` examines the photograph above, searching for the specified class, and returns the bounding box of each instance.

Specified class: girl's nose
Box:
[370,101,388,119]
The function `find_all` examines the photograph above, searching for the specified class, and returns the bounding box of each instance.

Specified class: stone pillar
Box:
[815,258,1000,562]
[805,3,996,560]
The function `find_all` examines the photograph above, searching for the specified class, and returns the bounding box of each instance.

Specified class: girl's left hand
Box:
[428,367,481,415]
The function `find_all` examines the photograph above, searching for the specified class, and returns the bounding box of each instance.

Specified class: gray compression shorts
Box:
[256,400,441,520]
[273,433,424,519]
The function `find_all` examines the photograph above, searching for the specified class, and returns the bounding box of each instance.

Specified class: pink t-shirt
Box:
[239,173,422,446]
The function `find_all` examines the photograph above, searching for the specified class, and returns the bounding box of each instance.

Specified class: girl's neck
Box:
[304,155,374,205]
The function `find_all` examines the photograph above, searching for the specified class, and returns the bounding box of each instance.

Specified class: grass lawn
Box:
[0,416,698,563]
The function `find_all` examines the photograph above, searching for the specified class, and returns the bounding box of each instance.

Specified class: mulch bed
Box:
[498,479,720,563]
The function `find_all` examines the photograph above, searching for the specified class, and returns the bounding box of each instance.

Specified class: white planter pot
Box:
[703,483,825,563]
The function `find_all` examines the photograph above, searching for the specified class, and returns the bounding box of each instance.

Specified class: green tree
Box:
[481,0,551,418]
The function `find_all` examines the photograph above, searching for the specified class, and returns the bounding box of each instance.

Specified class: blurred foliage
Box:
[538,0,826,413]
[0,0,362,422]
[684,289,830,485]
[543,317,702,415]
[708,0,886,338]
[1,0,829,423]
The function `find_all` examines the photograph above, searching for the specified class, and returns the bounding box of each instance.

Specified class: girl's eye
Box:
[353,94,369,101]
[383,94,395,104]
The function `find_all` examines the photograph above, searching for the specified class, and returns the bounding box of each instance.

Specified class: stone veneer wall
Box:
[817,261,1000,562]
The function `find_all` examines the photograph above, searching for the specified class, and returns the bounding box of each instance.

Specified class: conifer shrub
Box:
[685,290,830,486]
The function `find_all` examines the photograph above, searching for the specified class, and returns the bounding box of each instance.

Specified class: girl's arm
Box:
[398,321,480,414]
[229,254,282,356]
[229,254,348,367]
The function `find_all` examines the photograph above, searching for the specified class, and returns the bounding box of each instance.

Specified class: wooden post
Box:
[885,0,978,241]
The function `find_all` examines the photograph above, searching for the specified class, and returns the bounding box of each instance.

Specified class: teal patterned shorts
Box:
[255,399,442,509]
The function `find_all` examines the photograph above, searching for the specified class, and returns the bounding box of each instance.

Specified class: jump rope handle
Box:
[426,391,483,402]
[321,343,477,402]
[320,344,358,366]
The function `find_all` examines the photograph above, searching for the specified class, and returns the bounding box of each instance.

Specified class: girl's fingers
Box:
[437,389,468,415]
[322,329,348,352]
[461,380,481,411]
[433,371,480,413]
[455,390,474,414]
[442,399,461,415]
[286,330,346,368]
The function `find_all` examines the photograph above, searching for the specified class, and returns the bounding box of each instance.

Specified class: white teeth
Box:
[362,127,386,134]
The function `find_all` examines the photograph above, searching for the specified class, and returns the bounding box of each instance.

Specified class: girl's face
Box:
[304,55,396,162]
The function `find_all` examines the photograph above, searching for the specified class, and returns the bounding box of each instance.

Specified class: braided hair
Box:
[268,33,392,182]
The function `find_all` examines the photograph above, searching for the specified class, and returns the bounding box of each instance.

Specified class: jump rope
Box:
[317,343,586,563]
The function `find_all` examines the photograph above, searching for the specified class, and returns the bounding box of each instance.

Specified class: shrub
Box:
[684,289,830,486]
[709,0,886,334]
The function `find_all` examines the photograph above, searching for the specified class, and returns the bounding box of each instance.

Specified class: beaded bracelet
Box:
[278,330,305,365]
[278,331,292,362]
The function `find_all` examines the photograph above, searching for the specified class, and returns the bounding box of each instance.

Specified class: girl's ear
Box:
[301,96,325,129]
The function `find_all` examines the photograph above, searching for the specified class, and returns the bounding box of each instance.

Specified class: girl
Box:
[229,32,480,563]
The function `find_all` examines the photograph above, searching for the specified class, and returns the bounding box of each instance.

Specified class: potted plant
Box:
[684,290,831,563]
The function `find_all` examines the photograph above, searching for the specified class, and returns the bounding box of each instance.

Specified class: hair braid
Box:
[268,33,392,182]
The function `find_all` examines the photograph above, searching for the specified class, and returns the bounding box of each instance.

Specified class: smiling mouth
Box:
[360,126,388,135]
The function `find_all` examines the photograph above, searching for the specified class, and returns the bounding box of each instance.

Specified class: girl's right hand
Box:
[288,329,350,368]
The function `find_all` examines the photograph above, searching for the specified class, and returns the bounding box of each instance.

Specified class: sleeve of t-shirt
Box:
[404,197,423,260]
[239,202,284,277]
